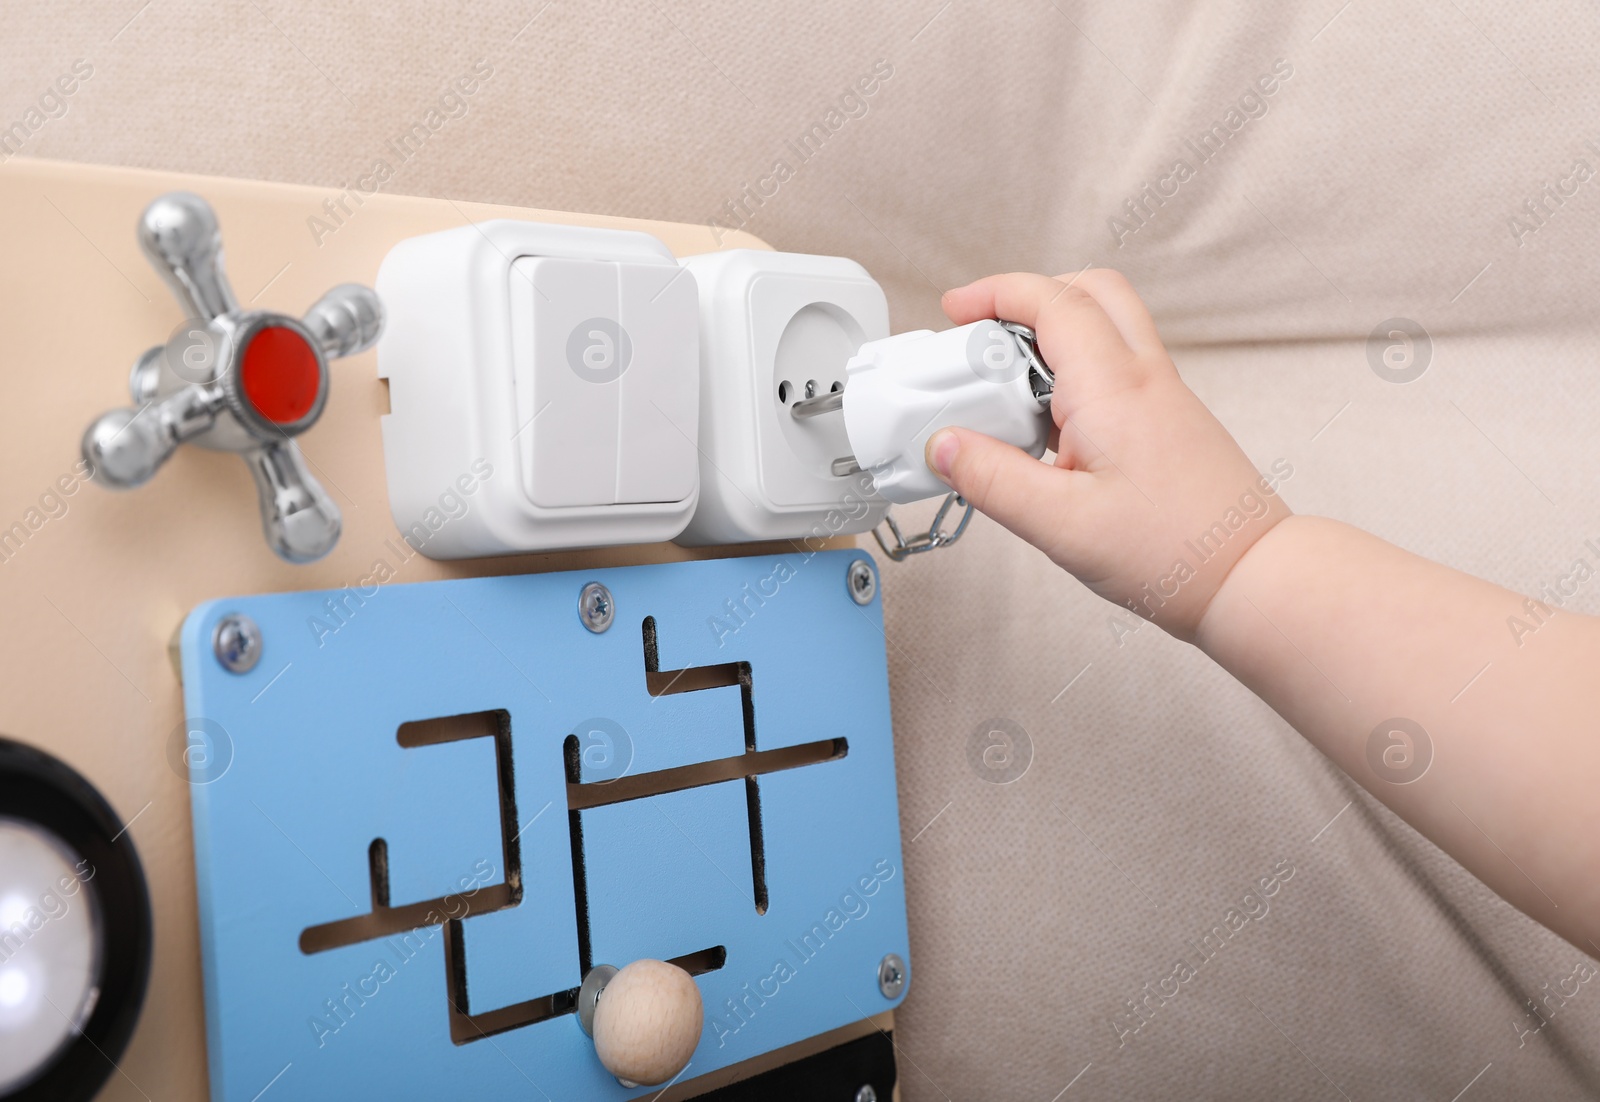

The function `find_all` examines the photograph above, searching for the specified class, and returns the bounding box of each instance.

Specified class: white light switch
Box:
[377,220,700,558]
[508,257,698,510]
[614,264,698,506]
[512,256,620,509]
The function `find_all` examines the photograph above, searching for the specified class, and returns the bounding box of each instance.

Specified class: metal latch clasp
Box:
[872,491,975,561]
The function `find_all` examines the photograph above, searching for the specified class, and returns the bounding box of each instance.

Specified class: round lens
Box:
[0,817,102,1095]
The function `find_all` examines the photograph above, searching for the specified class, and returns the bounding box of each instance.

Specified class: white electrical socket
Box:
[376,220,700,558]
[674,249,890,547]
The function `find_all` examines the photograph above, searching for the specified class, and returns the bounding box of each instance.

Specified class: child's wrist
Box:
[1190,511,1300,649]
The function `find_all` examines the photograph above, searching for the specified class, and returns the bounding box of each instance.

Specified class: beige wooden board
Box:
[0,157,882,1100]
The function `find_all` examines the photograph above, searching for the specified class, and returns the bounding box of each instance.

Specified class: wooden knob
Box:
[589,959,703,1086]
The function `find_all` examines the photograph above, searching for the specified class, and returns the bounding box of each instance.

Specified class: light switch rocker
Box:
[81,192,383,563]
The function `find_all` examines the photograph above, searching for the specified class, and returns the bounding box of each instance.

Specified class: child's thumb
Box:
[924,427,1069,551]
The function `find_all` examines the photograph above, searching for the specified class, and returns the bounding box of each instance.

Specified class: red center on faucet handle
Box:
[240,325,322,424]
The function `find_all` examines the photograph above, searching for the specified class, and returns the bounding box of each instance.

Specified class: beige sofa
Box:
[5,1,1598,1096]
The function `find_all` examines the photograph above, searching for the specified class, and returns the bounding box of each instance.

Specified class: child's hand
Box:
[927,270,1291,642]
[930,273,1600,955]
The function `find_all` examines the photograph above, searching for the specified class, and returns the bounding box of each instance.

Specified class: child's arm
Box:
[928,271,1600,952]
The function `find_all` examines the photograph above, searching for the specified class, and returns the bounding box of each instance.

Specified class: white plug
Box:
[827,319,1053,504]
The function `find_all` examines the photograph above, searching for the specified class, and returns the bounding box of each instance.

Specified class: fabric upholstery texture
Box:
[5,1,1599,1097]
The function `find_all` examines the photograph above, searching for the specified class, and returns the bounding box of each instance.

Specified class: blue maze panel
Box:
[179,551,910,1101]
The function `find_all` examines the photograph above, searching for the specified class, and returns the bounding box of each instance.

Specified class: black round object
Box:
[0,737,152,1102]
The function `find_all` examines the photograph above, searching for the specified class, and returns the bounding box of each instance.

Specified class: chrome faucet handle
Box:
[245,439,344,564]
[83,191,385,563]
[138,191,238,322]
[82,383,224,489]
[303,283,384,358]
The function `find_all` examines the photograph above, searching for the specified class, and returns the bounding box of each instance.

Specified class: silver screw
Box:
[847,559,876,606]
[855,1088,878,1102]
[578,582,615,633]
[877,952,906,999]
[212,613,262,674]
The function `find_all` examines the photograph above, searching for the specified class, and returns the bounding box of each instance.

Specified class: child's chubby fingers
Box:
[942,272,1066,327]
[1052,268,1163,356]
[942,272,1139,395]
[925,425,1086,556]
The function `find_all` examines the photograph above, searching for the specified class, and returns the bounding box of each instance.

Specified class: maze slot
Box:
[566,739,847,812]
[295,609,852,1046]
[299,710,520,954]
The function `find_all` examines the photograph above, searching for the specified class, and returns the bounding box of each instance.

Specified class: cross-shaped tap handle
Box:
[82,192,383,563]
